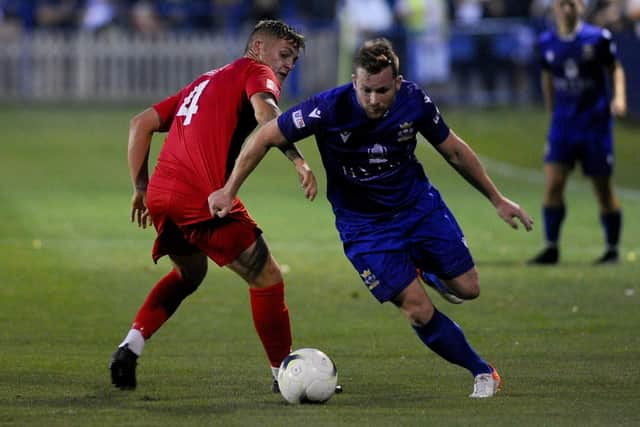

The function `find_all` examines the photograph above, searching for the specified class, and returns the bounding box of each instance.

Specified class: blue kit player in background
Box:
[529,0,627,265]
[209,38,533,398]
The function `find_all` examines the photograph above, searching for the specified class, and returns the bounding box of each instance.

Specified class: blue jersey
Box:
[277,81,450,219]
[538,23,617,141]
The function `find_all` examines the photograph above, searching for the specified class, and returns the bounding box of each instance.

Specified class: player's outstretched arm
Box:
[435,130,533,231]
[208,119,315,218]
[250,92,318,201]
[128,107,162,228]
[279,144,317,202]
[494,197,534,231]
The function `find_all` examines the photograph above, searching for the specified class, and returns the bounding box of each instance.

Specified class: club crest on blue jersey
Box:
[564,59,579,79]
[397,121,414,142]
[292,109,305,129]
[582,44,594,60]
[367,144,388,164]
[360,269,380,290]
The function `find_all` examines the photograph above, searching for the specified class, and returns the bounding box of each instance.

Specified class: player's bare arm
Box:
[249,91,316,194]
[209,119,315,217]
[251,92,281,125]
[435,130,533,231]
[541,70,554,112]
[128,107,162,228]
[610,61,627,116]
[278,145,317,202]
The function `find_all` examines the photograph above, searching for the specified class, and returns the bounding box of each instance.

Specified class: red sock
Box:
[132,269,189,339]
[249,281,292,367]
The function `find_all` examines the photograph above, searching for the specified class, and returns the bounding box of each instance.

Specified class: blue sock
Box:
[543,205,566,245]
[600,210,622,247]
[412,309,491,376]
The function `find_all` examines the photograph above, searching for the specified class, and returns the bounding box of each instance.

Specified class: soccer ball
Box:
[277,348,338,404]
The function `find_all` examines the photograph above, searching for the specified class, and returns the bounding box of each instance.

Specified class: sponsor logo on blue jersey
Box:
[339,131,351,143]
[292,109,305,129]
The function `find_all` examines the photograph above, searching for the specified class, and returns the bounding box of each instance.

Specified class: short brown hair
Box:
[353,38,400,77]
[245,20,305,52]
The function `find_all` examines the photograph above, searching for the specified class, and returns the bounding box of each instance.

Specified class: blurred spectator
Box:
[530,0,554,29]
[35,0,80,30]
[155,0,214,32]
[449,0,489,104]
[285,0,336,28]
[339,0,394,44]
[395,0,450,87]
[246,0,280,24]
[0,0,28,39]
[129,0,216,33]
[449,0,535,105]
[337,0,393,81]
[452,0,484,24]
[337,0,408,82]
[503,0,533,17]
[129,0,163,33]
[628,0,640,18]
[212,0,248,33]
[628,0,640,34]
[79,0,119,32]
[586,0,626,32]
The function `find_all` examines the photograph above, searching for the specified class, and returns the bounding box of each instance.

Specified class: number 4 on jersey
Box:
[177,80,210,125]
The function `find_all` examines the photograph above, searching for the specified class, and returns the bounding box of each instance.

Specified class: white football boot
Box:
[469,366,502,398]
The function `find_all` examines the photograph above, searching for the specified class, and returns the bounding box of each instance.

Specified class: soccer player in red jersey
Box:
[110,20,317,391]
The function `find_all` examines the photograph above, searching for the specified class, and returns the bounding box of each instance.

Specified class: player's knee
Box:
[448,275,480,300]
[177,260,207,291]
[445,268,480,300]
[409,306,434,327]
[459,282,480,300]
[403,299,435,327]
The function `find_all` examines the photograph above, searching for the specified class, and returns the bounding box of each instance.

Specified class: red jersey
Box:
[149,57,281,226]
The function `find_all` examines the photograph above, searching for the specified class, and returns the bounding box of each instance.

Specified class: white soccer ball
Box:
[277,348,338,404]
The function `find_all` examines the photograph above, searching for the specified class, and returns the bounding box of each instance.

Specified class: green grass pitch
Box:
[1,105,638,426]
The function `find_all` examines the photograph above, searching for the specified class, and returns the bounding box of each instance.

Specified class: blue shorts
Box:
[545,133,613,176]
[337,187,475,303]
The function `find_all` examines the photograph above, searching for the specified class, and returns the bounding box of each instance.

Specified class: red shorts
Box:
[147,186,261,266]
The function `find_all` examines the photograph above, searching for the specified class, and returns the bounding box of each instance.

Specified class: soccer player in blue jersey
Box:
[528,0,627,265]
[209,38,533,398]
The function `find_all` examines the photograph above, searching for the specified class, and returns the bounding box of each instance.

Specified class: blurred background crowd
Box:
[0,0,639,116]
[0,0,639,36]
